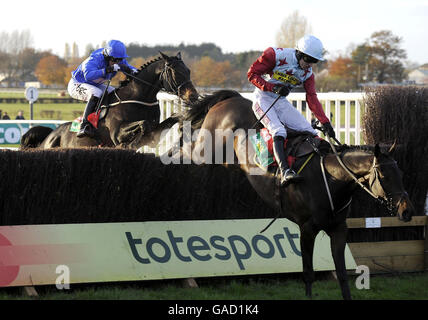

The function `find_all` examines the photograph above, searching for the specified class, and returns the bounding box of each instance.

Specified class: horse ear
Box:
[374,143,381,157]
[159,51,169,60]
[388,139,397,155]
[176,52,182,60]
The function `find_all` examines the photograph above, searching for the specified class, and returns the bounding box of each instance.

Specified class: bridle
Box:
[107,59,194,108]
[120,58,192,98]
[320,128,406,215]
[325,149,406,215]
[364,157,408,214]
[159,60,193,97]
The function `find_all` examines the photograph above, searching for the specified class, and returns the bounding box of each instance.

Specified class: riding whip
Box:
[251,94,281,131]
[242,94,282,143]
[96,78,111,113]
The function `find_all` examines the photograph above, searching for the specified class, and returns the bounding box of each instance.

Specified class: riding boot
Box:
[77,95,99,138]
[273,136,303,187]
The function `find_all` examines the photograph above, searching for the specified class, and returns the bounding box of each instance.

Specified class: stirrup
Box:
[281,169,303,187]
[77,123,95,138]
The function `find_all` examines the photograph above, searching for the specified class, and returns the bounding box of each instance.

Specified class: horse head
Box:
[158,51,199,103]
[369,143,415,222]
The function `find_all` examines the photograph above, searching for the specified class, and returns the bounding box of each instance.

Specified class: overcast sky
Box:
[1,0,427,65]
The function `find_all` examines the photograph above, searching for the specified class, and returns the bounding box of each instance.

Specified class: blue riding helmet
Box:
[103,40,129,59]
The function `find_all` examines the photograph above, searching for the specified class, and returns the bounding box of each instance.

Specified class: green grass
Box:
[0,91,61,99]
[0,273,427,300]
[0,102,85,121]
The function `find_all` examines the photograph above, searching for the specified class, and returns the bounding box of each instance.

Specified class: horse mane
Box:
[181,90,242,130]
[138,56,163,71]
[342,145,374,154]
[118,56,164,88]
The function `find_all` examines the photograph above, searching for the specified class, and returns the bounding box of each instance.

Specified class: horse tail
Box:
[182,90,242,130]
[20,126,53,149]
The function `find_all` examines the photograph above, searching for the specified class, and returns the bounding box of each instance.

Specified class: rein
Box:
[323,133,398,214]
[108,64,181,108]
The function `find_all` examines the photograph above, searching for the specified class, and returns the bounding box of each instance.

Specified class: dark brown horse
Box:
[171,90,415,300]
[21,52,198,150]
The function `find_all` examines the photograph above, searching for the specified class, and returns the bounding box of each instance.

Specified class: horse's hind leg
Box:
[299,221,318,298]
[327,221,351,300]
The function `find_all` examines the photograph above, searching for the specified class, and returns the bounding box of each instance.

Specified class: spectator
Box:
[2,112,10,120]
[15,110,25,120]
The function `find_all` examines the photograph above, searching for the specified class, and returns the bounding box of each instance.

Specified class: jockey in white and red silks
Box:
[248,35,336,187]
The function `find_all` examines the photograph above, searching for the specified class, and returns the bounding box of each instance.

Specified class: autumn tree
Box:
[35,55,68,86]
[351,44,371,82]
[276,11,312,48]
[318,56,359,91]
[329,56,358,83]
[18,48,49,82]
[366,30,407,83]
[191,56,240,88]
[232,51,261,88]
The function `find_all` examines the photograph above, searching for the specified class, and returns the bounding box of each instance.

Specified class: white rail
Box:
[145,92,365,154]
[0,92,365,153]
[287,92,364,145]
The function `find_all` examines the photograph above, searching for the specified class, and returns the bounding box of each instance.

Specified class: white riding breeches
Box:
[252,88,316,139]
[68,78,115,102]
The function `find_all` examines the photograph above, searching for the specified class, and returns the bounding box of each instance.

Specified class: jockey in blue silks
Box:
[68,40,138,138]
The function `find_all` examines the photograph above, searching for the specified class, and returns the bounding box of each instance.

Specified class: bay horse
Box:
[21,52,198,150]
[172,90,415,300]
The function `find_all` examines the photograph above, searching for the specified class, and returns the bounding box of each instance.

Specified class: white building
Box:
[408,68,428,85]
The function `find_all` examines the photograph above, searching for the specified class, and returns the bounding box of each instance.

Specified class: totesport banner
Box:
[0,121,63,145]
[0,219,356,287]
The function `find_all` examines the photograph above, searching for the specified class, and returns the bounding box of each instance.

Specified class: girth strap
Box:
[320,155,353,214]
[111,90,159,107]
[260,152,315,233]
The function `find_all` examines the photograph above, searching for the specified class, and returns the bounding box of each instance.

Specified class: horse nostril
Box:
[401,210,412,222]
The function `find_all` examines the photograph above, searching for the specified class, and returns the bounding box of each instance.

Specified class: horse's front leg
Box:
[299,221,319,298]
[327,220,352,300]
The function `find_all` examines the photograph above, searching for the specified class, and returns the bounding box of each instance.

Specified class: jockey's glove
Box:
[272,85,290,97]
[118,64,132,74]
[323,122,336,139]
[105,64,120,74]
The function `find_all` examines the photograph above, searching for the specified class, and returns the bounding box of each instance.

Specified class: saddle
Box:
[250,128,329,172]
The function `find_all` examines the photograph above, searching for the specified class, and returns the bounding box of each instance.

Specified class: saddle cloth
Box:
[249,128,323,169]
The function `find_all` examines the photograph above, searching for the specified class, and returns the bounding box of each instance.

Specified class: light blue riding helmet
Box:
[103,40,129,59]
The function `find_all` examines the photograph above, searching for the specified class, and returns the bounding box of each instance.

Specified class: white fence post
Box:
[287,92,365,145]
